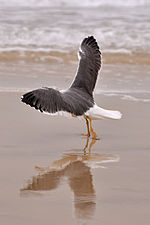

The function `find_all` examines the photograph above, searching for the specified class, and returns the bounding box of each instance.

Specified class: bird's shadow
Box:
[20,137,119,222]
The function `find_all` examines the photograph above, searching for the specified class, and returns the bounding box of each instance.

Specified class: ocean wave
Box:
[0,19,150,57]
[0,0,149,7]
[99,93,150,103]
[0,26,150,62]
[121,95,150,102]
[0,1,149,63]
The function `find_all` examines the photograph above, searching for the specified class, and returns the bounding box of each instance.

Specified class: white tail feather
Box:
[85,105,122,120]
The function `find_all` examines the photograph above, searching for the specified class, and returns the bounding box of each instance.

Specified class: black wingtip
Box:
[82,36,100,52]
[83,35,97,43]
[21,91,35,107]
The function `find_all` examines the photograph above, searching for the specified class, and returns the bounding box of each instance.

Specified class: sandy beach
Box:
[0,1,150,224]
[0,89,150,225]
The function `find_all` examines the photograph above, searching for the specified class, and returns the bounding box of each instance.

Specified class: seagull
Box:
[21,36,122,139]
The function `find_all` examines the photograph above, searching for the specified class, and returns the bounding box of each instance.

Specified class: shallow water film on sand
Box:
[0,0,150,225]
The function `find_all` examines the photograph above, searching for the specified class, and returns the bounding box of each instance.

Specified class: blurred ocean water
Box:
[0,0,150,63]
[0,0,150,7]
[0,0,150,94]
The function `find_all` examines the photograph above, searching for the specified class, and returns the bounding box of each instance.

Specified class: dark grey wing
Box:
[70,36,101,96]
[21,87,64,114]
[21,87,93,116]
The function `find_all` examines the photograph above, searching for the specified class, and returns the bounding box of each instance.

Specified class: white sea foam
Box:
[96,90,150,95]
[0,0,149,7]
[0,23,149,55]
[100,92,150,103]
[0,1,150,58]
[121,95,150,103]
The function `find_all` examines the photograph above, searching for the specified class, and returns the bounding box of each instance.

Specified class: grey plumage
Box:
[71,36,101,96]
[22,87,94,116]
[21,36,101,116]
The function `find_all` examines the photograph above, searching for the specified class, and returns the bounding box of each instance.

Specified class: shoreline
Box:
[0,51,150,65]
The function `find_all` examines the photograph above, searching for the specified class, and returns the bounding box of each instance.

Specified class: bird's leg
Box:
[82,115,90,137]
[88,116,100,140]
[85,117,90,137]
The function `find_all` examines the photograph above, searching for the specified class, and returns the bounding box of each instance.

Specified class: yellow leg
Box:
[85,117,90,137]
[88,116,99,140]
[82,116,90,137]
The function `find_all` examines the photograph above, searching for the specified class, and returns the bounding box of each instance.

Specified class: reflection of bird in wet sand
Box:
[21,138,119,221]
[21,36,122,139]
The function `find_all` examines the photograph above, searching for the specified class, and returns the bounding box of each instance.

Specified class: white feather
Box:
[85,104,122,120]
[40,110,83,120]
[77,51,81,60]
[42,110,72,118]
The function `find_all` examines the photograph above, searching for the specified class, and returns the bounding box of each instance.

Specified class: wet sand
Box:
[0,91,150,225]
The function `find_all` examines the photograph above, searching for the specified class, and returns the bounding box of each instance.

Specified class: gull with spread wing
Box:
[21,36,122,139]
